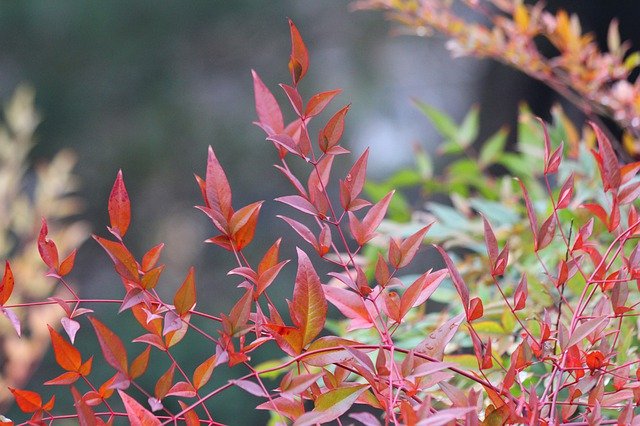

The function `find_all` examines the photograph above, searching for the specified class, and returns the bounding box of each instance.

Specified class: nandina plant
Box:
[2,19,640,426]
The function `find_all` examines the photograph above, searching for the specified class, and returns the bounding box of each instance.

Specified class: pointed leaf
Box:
[590,122,621,192]
[9,388,43,413]
[193,353,221,390]
[48,325,82,372]
[142,243,164,272]
[61,317,80,344]
[129,347,151,380]
[288,19,309,84]
[166,382,196,398]
[230,201,263,250]
[276,195,318,216]
[38,218,59,272]
[517,178,538,245]
[319,105,350,152]
[566,317,609,349]
[252,70,284,135]
[1,307,21,336]
[155,364,175,399]
[305,89,341,118]
[93,236,139,282]
[108,170,131,238]
[292,249,327,350]
[416,312,465,360]
[294,384,367,426]
[174,267,196,317]
[0,261,14,305]
[434,246,469,308]
[88,317,128,374]
[118,390,161,426]
[205,146,233,226]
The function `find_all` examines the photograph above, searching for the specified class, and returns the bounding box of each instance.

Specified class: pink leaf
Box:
[118,390,161,426]
[61,317,81,344]
[434,246,469,308]
[251,70,284,136]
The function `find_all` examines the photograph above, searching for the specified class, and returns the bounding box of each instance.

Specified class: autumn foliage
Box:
[3,14,640,426]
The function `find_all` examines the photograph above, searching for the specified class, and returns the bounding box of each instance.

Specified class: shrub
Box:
[3,13,640,426]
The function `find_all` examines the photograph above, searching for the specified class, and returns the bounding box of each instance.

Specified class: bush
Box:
[3,9,640,426]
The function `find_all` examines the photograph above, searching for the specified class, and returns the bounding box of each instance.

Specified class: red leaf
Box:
[88,317,128,374]
[251,70,284,136]
[38,218,59,273]
[48,325,82,372]
[276,195,318,216]
[481,215,498,270]
[0,261,14,305]
[536,213,557,251]
[108,170,131,238]
[288,19,309,85]
[467,297,483,322]
[434,246,470,308]
[205,146,233,227]
[257,260,289,296]
[399,269,447,318]
[619,181,640,205]
[9,388,43,413]
[274,164,307,196]
[305,89,341,118]
[349,191,394,246]
[258,239,281,275]
[323,285,373,330]
[256,397,304,421]
[394,224,432,269]
[93,236,140,282]
[141,265,164,290]
[280,83,303,116]
[517,179,538,245]
[174,267,196,317]
[318,105,350,152]
[142,243,164,272]
[582,203,609,229]
[230,201,263,250]
[557,173,575,209]
[513,273,528,311]
[58,249,78,277]
[70,386,96,426]
[118,390,161,426]
[44,371,80,386]
[155,364,175,399]
[590,122,621,192]
[546,142,564,175]
[267,133,302,157]
[291,249,327,351]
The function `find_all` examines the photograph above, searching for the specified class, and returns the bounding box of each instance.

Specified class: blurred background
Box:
[3,0,631,423]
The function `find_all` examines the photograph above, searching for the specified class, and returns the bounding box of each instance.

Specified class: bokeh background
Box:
[2,0,632,423]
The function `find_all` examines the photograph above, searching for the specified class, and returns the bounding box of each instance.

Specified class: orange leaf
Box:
[88,317,128,374]
[118,390,161,426]
[229,201,263,250]
[305,89,341,118]
[44,371,80,386]
[58,249,78,277]
[70,386,97,426]
[129,347,151,380]
[291,249,327,350]
[108,170,131,238]
[288,19,309,85]
[141,243,164,272]
[318,105,350,152]
[174,267,196,317]
[192,353,221,390]
[9,388,43,413]
[178,401,201,426]
[155,364,175,400]
[93,236,140,282]
[48,325,82,372]
[0,261,14,305]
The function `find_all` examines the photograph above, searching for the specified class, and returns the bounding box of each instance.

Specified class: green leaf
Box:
[294,384,367,426]
[457,106,479,148]
[479,128,508,167]
[413,100,458,140]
